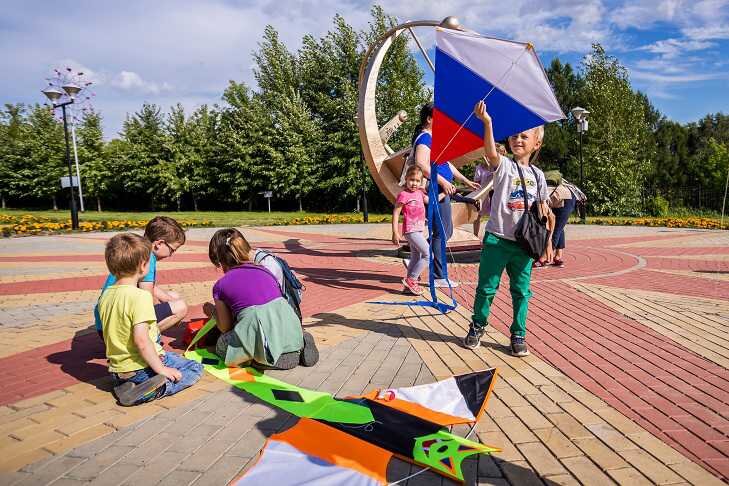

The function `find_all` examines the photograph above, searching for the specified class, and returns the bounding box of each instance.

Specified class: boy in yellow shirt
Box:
[98,233,202,406]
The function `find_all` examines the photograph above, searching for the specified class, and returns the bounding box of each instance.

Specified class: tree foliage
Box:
[1,13,727,216]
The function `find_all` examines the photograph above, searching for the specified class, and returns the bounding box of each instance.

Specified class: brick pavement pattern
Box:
[0,224,727,485]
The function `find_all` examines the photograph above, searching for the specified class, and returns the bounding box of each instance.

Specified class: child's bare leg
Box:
[155,290,188,332]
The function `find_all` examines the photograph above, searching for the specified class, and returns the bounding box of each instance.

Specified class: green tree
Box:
[649,120,690,204]
[542,59,584,174]
[186,104,219,210]
[0,104,31,208]
[268,91,322,210]
[579,44,651,215]
[215,81,270,208]
[19,105,66,209]
[120,103,167,208]
[298,15,359,205]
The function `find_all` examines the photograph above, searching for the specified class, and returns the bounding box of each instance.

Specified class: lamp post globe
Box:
[42,87,64,103]
[62,83,82,99]
[570,106,586,121]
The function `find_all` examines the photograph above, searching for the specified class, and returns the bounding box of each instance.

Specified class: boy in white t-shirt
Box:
[463,101,553,357]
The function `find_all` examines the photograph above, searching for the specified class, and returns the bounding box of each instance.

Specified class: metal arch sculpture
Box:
[356,17,491,230]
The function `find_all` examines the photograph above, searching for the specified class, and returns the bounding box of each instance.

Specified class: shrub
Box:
[645,195,669,217]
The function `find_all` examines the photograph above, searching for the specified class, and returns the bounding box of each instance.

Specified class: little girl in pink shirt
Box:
[392,165,430,295]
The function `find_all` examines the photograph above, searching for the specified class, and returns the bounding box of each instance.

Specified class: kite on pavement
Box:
[185,346,499,485]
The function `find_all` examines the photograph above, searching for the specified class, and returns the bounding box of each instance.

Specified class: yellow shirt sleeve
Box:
[132,291,157,325]
[132,291,164,356]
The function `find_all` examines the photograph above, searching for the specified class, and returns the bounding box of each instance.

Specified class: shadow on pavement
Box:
[307,311,464,347]
[46,329,110,391]
[46,319,198,392]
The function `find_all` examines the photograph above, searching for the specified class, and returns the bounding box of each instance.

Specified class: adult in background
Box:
[411,102,479,288]
[545,171,579,268]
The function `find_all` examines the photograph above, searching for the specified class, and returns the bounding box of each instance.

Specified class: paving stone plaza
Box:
[0,223,727,485]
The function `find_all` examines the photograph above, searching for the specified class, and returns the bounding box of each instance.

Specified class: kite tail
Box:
[426,163,457,313]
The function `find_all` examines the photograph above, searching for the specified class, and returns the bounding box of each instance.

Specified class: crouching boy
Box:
[98,233,203,406]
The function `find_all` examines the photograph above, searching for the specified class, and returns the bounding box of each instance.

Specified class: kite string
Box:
[388,466,429,485]
[432,45,531,164]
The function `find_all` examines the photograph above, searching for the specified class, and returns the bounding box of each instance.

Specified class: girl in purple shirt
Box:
[204,228,318,369]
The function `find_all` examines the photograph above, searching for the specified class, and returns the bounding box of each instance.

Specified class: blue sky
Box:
[1,0,727,138]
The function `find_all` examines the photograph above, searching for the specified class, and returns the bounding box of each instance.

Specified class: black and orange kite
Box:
[186,347,499,485]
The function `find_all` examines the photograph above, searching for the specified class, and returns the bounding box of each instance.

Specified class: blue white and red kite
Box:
[431,28,565,164]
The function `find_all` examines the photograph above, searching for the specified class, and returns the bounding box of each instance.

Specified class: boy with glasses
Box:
[94,216,189,340]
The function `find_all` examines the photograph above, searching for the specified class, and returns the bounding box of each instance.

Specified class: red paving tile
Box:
[584,269,729,300]
[453,252,729,478]
[0,235,402,407]
[3,228,729,479]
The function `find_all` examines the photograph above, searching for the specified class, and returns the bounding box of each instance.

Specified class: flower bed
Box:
[273,214,389,226]
[589,216,728,230]
[1,214,214,237]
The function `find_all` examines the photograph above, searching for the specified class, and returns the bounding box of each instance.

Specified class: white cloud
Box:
[682,24,729,40]
[610,0,683,29]
[640,38,715,58]
[630,69,723,83]
[111,71,172,94]
[2,0,728,132]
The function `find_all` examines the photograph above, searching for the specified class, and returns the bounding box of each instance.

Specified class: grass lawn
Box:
[0,209,390,227]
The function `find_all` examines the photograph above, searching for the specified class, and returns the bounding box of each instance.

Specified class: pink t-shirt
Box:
[396,189,426,234]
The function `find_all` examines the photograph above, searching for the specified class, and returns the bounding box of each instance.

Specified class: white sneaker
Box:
[402,258,410,268]
[433,279,459,288]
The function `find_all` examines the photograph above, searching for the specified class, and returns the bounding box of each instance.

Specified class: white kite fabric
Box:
[237,440,380,486]
[381,378,476,422]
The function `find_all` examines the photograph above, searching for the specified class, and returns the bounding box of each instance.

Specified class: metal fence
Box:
[641,186,726,213]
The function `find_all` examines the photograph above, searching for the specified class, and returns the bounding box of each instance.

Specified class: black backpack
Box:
[513,162,549,260]
[255,250,304,321]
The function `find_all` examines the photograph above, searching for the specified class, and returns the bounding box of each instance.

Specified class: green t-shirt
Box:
[98,284,164,373]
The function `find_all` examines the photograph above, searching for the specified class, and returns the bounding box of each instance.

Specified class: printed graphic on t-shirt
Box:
[396,190,426,234]
[506,181,537,211]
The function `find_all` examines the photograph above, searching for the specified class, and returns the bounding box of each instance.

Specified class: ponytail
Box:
[208,228,252,270]
[411,102,434,145]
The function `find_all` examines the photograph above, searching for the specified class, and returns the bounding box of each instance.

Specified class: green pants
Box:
[472,233,533,337]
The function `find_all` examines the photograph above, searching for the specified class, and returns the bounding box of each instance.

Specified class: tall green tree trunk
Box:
[96,196,102,212]
[1,194,5,209]
[192,194,198,211]
[52,195,58,210]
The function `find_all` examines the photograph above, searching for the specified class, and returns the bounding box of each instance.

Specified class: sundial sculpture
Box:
[357,17,491,244]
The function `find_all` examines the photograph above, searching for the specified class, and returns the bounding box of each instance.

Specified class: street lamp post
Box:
[570,106,590,224]
[43,84,81,230]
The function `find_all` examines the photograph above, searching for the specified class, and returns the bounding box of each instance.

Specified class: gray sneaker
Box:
[463,323,487,349]
[299,331,320,367]
[510,335,530,357]
[114,374,166,406]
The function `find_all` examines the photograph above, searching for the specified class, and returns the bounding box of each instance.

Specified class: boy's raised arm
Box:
[473,101,501,170]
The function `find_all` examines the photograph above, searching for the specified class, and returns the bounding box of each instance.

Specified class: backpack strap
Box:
[513,160,530,212]
[530,165,545,218]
